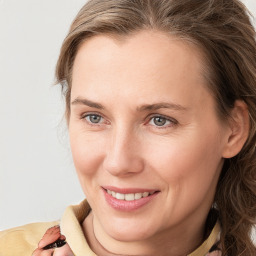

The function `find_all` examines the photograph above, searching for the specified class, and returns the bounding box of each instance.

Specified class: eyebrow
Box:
[71,98,104,109]
[71,97,187,112]
[136,102,187,112]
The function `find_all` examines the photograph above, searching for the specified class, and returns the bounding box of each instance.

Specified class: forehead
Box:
[71,30,212,112]
[73,30,205,79]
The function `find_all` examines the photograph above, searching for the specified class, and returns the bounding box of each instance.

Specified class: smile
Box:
[102,187,159,211]
[106,189,155,201]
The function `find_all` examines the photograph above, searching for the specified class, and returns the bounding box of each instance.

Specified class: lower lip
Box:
[103,189,159,212]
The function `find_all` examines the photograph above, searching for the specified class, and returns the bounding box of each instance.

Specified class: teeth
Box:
[143,192,149,197]
[135,193,142,200]
[115,193,125,200]
[125,193,135,201]
[106,190,155,201]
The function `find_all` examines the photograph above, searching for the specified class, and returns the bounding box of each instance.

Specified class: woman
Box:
[0,0,255,255]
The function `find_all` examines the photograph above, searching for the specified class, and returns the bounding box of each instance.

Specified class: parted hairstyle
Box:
[55,0,256,255]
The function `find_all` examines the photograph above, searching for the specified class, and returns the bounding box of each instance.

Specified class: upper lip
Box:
[102,186,159,194]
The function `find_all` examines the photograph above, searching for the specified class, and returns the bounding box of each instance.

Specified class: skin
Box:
[32,226,74,256]
[68,30,248,256]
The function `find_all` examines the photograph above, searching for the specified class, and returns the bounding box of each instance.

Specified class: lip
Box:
[102,186,158,194]
[102,187,159,212]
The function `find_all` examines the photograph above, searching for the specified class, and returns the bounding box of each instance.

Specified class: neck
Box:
[82,212,207,256]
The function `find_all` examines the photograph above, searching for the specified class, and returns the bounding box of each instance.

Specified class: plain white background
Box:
[0,0,255,239]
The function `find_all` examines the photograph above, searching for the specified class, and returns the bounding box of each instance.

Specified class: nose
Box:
[103,127,144,177]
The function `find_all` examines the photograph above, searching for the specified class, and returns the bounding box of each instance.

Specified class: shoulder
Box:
[0,221,59,256]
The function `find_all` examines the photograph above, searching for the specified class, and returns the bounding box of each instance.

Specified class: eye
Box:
[84,114,104,124]
[148,115,177,128]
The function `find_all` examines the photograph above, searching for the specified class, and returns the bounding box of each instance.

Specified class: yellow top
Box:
[0,199,221,256]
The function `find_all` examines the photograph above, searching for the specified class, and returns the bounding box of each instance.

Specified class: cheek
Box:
[69,129,105,184]
[145,128,223,198]
[146,131,223,222]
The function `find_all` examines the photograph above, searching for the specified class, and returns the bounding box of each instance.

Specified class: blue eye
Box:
[148,116,176,127]
[85,114,103,124]
[152,117,168,126]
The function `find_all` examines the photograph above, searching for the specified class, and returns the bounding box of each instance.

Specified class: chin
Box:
[109,230,152,242]
[103,217,156,242]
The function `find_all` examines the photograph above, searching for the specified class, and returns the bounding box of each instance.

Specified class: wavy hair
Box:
[55,0,256,255]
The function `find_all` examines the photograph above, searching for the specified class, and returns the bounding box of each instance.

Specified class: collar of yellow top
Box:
[60,199,221,256]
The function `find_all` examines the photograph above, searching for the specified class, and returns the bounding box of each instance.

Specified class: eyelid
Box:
[80,112,178,128]
[81,112,110,125]
[146,114,178,128]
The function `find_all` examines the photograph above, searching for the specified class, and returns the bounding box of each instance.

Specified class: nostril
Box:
[103,155,144,176]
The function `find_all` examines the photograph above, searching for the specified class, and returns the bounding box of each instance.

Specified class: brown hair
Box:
[55,0,256,255]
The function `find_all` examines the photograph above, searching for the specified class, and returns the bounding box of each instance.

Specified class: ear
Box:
[222,100,250,158]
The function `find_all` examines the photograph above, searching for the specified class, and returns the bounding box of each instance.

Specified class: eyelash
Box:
[80,113,178,129]
[147,114,178,129]
[81,112,109,127]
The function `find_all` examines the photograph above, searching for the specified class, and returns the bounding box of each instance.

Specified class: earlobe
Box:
[222,100,250,159]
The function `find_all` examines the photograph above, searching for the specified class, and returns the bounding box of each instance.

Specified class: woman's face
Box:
[69,30,229,242]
